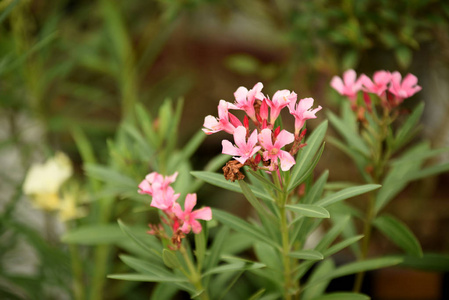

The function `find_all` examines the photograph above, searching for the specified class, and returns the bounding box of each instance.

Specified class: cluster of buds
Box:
[203,82,322,180]
[330,70,422,113]
[138,172,212,250]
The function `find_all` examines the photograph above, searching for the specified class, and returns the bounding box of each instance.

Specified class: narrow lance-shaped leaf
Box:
[289,121,328,191]
[373,215,422,257]
[289,250,324,261]
[286,204,330,218]
[316,184,381,207]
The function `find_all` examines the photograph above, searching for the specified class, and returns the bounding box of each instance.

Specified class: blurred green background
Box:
[1,0,449,299]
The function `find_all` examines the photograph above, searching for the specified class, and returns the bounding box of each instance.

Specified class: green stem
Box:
[69,243,84,300]
[179,246,209,300]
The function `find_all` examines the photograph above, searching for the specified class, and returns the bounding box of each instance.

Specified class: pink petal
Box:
[191,220,203,234]
[373,71,391,85]
[222,140,240,156]
[233,126,247,150]
[330,76,344,94]
[275,129,294,148]
[184,193,197,213]
[343,69,357,85]
[258,128,274,150]
[234,87,249,104]
[192,207,212,221]
[298,97,314,112]
[138,180,152,195]
[279,151,296,171]
[402,73,418,88]
[247,129,259,149]
[172,203,184,219]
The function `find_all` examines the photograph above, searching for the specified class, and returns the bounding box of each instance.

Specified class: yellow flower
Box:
[58,192,86,222]
[23,152,73,211]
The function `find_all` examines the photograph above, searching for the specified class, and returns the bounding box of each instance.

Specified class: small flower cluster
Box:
[331,69,422,110]
[138,172,212,249]
[203,83,322,179]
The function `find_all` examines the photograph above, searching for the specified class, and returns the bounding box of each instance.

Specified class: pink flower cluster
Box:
[138,172,212,247]
[330,70,422,109]
[203,83,322,172]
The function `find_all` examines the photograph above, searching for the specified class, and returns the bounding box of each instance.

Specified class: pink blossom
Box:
[361,71,392,96]
[288,97,322,135]
[388,72,422,104]
[222,126,261,164]
[330,69,363,102]
[266,90,297,124]
[203,100,242,135]
[172,194,212,234]
[138,172,178,196]
[150,186,180,212]
[258,128,295,171]
[231,82,264,120]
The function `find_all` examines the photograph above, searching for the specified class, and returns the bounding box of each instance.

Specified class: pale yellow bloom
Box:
[58,192,86,222]
[23,152,73,211]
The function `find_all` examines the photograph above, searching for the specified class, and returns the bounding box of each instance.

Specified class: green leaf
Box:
[315,215,350,252]
[202,261,265,277]
[311,292,369,300]
[190,171,272,202]
[302,259,335,300]
[303,170,329,204]
[169,130,205,171]
[249,289,266,300]
[239,180,276,221]
[194,226,206,270]
[108,273,187,283]
[85,164,137,188]
[135,103,158,147]
[162,249,181,269]
[0,0,19,24]
[118,219,162,257]
[327,111,370,157]
[316,184,381,207]
[405,162,449,182]
[289,143,326,191]
[393,102,424,151]
[204,226,229,270]
[286,204,330,218]
[61,224,123,245]
[289,121,328,191]
[322,235,364,257]
[373,215,422,257]
[304,257,402,289]
[395,45,413,69]
[212,209,281,250]
[119,255,169,277]
[289,250,323,260]
[401,253,449,272]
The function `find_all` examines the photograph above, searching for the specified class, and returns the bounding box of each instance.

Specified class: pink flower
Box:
[203,100,242,135]
[258,128,295,171]
[138,172,178,196]
[231,82,264,120]
[288,97,322,135]
[266,90,297,124]
[388,72,422,104]
[330,69,363,102]
[222,126,261,164]
[361,71,392,97]
[172,194,212,234]
[150,186,180,212]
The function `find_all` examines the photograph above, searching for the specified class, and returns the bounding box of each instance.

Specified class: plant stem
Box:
[179,245,209,300]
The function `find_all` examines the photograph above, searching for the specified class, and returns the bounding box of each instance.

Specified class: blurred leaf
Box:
[239,180,276,221]
[401,253,449,272]
[322,235,364,257]
[302,259,335,300]
[342,50,359,70]
[119,255,169,277]
[304,257,402,289]
[405,162,449,182]
[316,184,381,207]
[202,261,265,277]
[373,215,422,257]
[108,273,187,282]
[204,226,229,271]
[118,219,162,258]
[212,209,281,250]
[62,224,123,245]
[395,45,413,69]
[327,111,370,157]
[249,289,266,300]
[162,249,181,269]
[303,170,329,204]
[315,215,350,252]
[393,102,424,151]
[0,0,19,24]
[289,121,328,191]
[289,250,323,260]
[311,293,369,300]
[194,225,206,270]
[286,204,330,218]
[190,171,272,202]
[225,54,260,75]
[85,164,137,188]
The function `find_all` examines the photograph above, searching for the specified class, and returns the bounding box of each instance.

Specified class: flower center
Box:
[269,148,279,156]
